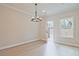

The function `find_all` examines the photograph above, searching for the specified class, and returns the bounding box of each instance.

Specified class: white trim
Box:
[55,40,79,47]
[0,39,39,50]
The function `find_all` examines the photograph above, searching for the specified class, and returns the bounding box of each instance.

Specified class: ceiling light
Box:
[42,10,46,13]
[31,3,42,22]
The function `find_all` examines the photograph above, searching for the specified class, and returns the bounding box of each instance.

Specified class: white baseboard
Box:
[55,41,79,47]
[0,39,39,50]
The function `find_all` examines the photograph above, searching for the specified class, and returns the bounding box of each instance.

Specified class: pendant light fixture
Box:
[31,3,42,22]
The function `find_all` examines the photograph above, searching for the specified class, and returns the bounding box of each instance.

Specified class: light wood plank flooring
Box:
[0,39,79,56]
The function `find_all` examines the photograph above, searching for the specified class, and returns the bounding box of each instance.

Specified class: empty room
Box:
[0,3,79,56]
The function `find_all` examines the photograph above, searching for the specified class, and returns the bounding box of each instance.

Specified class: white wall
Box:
[0,5,40,49]
[49,9,79,47]
[38,17,48,41]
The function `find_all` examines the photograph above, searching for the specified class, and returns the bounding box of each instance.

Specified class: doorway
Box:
[47,21,54,40]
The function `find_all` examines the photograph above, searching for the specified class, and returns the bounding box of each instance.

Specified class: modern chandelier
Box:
[31,3,42,22]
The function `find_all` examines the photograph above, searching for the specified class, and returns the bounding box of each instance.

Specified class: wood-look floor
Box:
[0,38,79,56]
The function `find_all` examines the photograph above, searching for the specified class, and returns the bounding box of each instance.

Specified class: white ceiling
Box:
[1,3,79,17]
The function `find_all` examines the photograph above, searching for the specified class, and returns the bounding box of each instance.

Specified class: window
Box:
[60,17,73,29]
[60,17,74,38]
